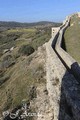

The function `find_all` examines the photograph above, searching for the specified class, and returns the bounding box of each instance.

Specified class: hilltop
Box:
[0,21,61,29]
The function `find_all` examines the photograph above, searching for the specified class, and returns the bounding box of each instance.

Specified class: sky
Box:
[0,0,80,22]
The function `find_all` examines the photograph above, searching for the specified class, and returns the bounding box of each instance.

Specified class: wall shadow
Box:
[71,62,80,82]
[58,62,80,120]
[51,32,59,49]
[58,70,74,120]
[61,34,66,51]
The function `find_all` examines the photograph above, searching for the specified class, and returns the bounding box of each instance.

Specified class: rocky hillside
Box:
[0,22,61,119]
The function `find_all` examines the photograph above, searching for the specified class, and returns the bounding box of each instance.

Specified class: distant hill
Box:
[0,21,62,28]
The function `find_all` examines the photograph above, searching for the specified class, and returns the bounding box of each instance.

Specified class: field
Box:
[64,14,80,63]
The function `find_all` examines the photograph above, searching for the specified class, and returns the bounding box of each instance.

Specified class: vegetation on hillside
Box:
[18,45,35,56]
[0,27,51,52]
[0,21,61,117]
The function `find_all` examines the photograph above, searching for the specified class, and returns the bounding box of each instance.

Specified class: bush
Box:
[18,45,35,56]
[0,75,10,86]
[1,55,15,69]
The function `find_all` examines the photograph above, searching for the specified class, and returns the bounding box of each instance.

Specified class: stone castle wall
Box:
[47,14,80,120]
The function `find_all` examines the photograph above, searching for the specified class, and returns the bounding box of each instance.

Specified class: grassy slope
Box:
[64,14,80,63]
[0,51,46,112]
[0,26,48,113]
[0,27,51,51]
[0,23,61,114]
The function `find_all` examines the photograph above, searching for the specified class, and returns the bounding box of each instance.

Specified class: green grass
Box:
[0,27,51,52]
[64,14,80,63]
[7,28,36,33]
[31,34,50,49]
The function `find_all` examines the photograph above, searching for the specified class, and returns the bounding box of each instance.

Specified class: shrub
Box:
[18,45,35,56]
[29,86,37,100]
[0,75,10,86]
[0,51,3,57]
[1,55,15,69]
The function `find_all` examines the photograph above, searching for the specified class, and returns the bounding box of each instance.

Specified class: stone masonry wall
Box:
[45,14,80,120]
[55,15,80,82]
